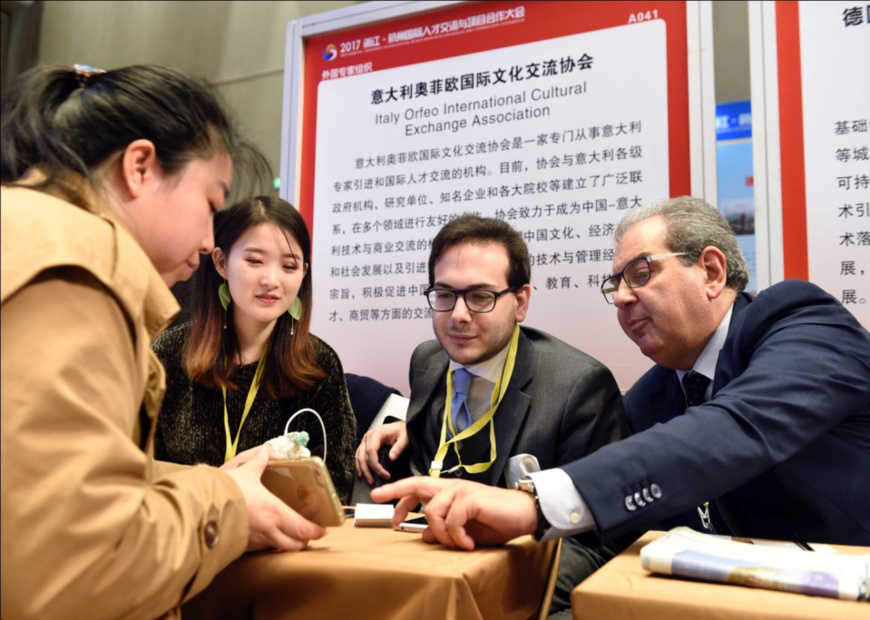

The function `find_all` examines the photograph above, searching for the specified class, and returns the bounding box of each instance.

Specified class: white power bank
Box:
[353,503,395,527]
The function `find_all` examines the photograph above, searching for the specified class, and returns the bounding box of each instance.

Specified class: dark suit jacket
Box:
[345,373,401,445]
[399,326,635,612]
[563,280,870,544]
[403,326,628,487]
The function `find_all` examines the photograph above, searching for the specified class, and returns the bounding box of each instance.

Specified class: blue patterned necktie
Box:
[682,371,711,408]
[451,368,473,433]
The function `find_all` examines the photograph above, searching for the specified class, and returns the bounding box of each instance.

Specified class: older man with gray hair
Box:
[372,196,870,552]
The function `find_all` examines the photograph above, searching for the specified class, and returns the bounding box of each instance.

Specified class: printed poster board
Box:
[281,1,709,394]
[752,0,869,329]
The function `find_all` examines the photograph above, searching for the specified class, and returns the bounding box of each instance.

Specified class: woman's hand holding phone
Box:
[260,457,346,527]
[221,446,327,552]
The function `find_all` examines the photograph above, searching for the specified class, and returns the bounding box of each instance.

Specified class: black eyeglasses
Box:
[600,253,687,304]
[423,287,517,313]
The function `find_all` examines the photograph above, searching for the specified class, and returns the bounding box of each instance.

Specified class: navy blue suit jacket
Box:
[563,280,870,544]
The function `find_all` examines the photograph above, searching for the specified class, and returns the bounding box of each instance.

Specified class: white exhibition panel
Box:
[311,20,669,393]
[750,0,869,330]
[283,2,709,394]
[799,1,870,328]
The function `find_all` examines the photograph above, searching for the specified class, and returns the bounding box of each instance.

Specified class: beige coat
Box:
[1,182,248,619]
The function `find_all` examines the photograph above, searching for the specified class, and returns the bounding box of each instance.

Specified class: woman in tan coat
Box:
[0,64,325,619]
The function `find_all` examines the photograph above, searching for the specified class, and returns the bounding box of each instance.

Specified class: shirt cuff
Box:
[528,468,595,542]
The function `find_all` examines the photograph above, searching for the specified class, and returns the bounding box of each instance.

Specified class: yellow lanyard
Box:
[429,325,520,478]
[222,346,268,463]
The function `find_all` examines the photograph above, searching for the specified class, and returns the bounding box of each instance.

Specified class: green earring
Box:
[288,297,303,320]
[218,282,231,311]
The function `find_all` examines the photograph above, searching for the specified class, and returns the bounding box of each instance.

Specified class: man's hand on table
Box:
[355,421,409,484]
[371,477,538,550]
[221,445,327,552]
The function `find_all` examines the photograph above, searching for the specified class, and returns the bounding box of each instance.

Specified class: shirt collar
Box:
[676,303,734,386]
[448,338,511,385]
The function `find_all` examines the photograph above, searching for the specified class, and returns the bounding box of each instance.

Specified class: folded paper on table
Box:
[641,527,870,601]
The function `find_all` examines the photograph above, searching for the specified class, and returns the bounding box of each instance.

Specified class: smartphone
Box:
[260,457,346,527]
[394,515,428,532]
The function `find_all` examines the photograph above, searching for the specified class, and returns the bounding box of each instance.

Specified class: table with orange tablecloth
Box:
[184,518,560,620]
[572,532,870,619]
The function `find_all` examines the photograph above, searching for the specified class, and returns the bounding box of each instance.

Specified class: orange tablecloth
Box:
[185,519,559,620]
[572,532,869,619]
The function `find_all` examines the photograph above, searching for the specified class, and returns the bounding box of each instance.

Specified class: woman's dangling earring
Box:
[218,281,231,330]
[288,297,302,336]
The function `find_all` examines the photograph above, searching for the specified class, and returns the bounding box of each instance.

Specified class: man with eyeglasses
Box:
[356,214,630,618]
[371,197,870,555]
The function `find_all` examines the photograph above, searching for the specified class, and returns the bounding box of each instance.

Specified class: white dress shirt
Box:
[447,342,510,422]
